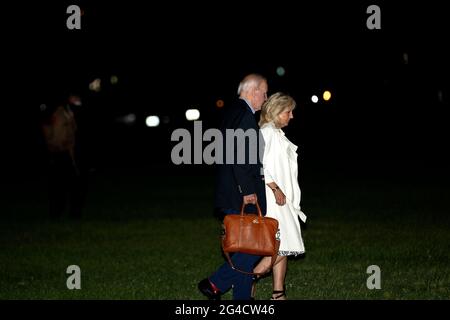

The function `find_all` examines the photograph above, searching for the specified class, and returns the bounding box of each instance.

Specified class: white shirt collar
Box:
[240,98,256,114]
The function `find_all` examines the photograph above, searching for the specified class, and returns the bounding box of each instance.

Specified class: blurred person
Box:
[41,93,85,219]
[198,74,268,300]
[251,92,307,300]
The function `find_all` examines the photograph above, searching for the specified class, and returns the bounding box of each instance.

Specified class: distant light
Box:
[311,95,319,103]
[89,78,101,92]
[323,91,332,101]
[403,52,409,65]
[162,116,170,124]
[116,114,136,125]
[110,75,119,85]
[276,66,285,77]
[123,113,136,125]
[438,90,443,103]
[186,109,200,121]
[216,99,224,108]
[40,104,47,111]
[146,116,160,127]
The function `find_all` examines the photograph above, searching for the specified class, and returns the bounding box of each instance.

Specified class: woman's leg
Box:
[252,255,285,299]
[271,256,287,300]
[251,256,271,299]
[253,256,272,274]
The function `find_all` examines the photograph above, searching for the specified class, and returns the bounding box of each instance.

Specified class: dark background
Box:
[1,2,448,302]
[2,0,449,183]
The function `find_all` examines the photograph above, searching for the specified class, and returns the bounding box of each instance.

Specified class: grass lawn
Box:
[1,165,449,299]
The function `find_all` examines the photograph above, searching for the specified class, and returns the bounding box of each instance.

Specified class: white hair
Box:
[237,74,266,96]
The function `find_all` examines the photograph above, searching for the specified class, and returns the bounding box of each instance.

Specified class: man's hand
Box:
[243,193,257,204]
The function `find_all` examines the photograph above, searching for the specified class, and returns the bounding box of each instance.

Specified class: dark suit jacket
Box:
[214,99,266,214]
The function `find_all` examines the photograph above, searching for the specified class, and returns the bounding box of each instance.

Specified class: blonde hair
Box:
[259,92,296,128]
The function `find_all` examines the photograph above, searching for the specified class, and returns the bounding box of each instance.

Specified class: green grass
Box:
[1,166,449,299]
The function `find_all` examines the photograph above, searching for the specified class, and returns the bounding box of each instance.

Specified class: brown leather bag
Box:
[221,201,280,275]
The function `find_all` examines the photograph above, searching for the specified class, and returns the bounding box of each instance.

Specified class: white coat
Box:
[261,122,306,256]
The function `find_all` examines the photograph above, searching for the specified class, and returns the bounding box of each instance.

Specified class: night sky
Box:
[3,1,449,180]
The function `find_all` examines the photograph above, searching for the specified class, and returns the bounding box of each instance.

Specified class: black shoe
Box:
[198,278,221,300]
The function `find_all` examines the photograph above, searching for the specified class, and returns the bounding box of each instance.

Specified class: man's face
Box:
[251,81,268,111]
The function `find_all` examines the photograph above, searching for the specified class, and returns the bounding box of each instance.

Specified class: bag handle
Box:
[222,241,280,276]
[240,201,263,218]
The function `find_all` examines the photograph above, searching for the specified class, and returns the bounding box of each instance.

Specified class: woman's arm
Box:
[267,182,286,206]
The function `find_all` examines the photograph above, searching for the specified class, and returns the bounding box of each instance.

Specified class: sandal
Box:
[271,289,286,300]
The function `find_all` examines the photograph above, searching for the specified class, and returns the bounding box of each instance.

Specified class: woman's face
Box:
[277,108,294,128]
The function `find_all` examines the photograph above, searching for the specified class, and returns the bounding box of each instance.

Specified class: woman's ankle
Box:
[271,289,286,300]
[271,284,286,300]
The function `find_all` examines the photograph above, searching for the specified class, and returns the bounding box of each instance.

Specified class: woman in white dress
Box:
[252,92,307,300]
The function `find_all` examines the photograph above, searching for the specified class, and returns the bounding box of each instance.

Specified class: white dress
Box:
[261,122,307,256]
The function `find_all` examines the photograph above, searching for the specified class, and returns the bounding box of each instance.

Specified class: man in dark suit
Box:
[198,74,268,300]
